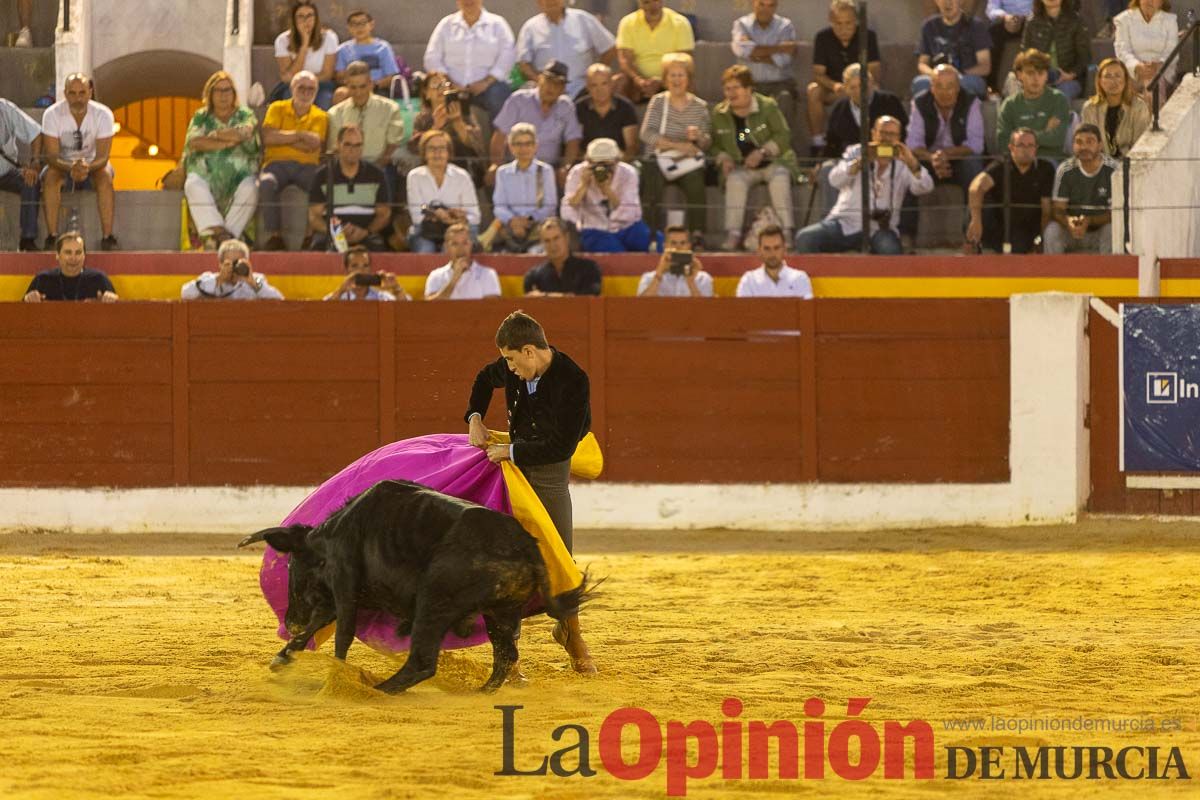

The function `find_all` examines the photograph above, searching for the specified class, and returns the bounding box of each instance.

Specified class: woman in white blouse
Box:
[406,129,482,253]
[638,52,712,237]
[1114,0,1180,102]
[273,1,339,109]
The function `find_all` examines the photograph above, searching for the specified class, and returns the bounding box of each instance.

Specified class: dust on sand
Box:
[0,519,1197,799]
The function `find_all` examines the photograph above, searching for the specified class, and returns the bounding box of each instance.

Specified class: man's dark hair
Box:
[495,311,549,351]
[55,231,85,253]
[337,122,364,143]
[664,224,689,239]
[757,224,785,245]
[343,244,370,269]
[347,9,372,22]
[1074,123,1102,143]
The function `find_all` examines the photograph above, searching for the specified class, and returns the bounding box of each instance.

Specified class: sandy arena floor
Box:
[0,520,1197,799]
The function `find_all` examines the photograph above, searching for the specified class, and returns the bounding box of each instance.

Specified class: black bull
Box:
[238,479,588,693]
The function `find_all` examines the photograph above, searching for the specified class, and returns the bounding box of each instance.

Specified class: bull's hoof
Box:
[374,680,407,695]
[269,653,293,671]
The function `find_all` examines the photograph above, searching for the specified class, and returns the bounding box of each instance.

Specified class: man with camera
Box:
[636,224,714,297]
[795,115,933,254]
[180,239,284,300]
[323,245,410,301]
[912,0,991,99]
[307,124,392,252]
[425,222,502,300]
[561,137,650,253]
[23,232,117,302]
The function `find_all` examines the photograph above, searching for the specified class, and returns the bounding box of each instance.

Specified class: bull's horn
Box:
[237,530,270,549]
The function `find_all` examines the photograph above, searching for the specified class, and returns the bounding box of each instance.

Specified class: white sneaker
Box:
[14,27,31,47]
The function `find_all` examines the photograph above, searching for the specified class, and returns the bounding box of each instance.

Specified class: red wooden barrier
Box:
[0,299,1010,487]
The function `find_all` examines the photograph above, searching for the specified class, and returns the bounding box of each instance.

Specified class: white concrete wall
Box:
[0,294,1094,534]
[53,0,91,102]
[92,0,225,77]
[1113,74,1200,266]
[223,0,254,101]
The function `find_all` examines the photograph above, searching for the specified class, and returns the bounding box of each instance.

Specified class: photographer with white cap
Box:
[560,137,651,253]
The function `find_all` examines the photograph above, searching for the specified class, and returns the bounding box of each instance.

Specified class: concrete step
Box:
[0,47,56,107]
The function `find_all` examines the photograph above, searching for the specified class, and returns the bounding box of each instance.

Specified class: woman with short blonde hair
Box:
[1082,57,1151,158]
[639,52,711,236]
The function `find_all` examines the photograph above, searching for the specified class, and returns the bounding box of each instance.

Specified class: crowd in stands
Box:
[2,0,1190,268]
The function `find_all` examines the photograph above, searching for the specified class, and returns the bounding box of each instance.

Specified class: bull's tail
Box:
[539,564,601,622]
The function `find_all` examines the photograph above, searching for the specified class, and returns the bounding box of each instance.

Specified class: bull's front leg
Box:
[375,595,455,694]
[271,611,336,670]
[480,610,521,693]
[332,594,359,660]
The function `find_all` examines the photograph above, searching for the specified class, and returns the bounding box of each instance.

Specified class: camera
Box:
[591,162,611,183]
[868,143,895,159]
[354,273,383,287]
[869,208,893,232]
[443,88,471,110]
[930,51,958,70]
[422,200,448,217]
[668,250,692,276]
[232,259,251,277]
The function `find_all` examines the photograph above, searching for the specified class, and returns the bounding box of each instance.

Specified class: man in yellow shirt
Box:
[615,0,695,102]
[258,71,328,251]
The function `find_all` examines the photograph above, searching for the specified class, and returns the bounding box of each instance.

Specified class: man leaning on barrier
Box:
[966,127,1054,254]
[22,232,117,302]
[323,245,410,301]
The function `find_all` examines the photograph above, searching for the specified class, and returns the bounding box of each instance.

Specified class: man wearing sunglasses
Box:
[40,73,118,251]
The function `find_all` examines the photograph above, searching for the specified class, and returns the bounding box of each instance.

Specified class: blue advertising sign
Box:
[1121,304,1200,471]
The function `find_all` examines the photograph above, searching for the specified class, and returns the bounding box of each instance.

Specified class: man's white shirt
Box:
[736,264,814,298]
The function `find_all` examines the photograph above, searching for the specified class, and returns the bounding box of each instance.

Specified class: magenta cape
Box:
[259,434,513,652]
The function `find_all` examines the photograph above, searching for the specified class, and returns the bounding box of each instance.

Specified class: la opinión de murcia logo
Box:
[495,699,1190,795]
[1146,372,1200,404]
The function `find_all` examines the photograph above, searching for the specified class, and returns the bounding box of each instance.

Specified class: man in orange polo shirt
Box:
[258,70,329,251]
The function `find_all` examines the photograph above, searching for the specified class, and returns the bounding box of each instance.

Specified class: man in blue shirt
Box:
[488,61,582,187]
[335,10,401,94]
[731,0,800,126]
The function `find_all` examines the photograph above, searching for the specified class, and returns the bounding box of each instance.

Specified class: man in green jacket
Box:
[710,64,799,251]
[997,48,1071,162]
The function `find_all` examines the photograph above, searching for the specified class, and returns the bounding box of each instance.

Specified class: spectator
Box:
[10,0,31,47]
[40,73,117,251]
[424,0,516,122]
[575,63,639,162]
[0,96,42,251]
[731,0,800,128]
[1114,0,1179,103]
[1082,57,1151,158]
[615,0,696,103]
[323,245,410,301]
[258,71,328,251]
[273,0,338,109]
[488,60,582,186]
[1020,0,1092,101]
[523,217,603,295]
[307,124,391,252]
[406,71,486,184]
[335,9,401,93]
[485,123,558,253]
[966,127,1055,253]
[795,116,933,254]
[182,71,259,251]
[516,0,617,98]
[180,239,285,300]
[425,222,502,300]
[407,129,481,253]
[824,63,907,159]
[986,1,1033,91]
[807,0,882,158]
[735,224,814,298]
[997,49,1071,162]
[636,224,713,297]
[327,61,405,176]
[639,52,710,236]
[710,65,799,251]
[907,65,985,209]
[1045,124,1116,254]
[22,232,117,302]
[913,0,992,99]
[561,137,651,252]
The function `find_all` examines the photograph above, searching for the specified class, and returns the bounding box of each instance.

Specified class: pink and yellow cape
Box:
[258,431,601,652]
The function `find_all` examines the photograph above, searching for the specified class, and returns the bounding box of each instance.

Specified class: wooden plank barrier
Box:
[0,299,1011,487]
